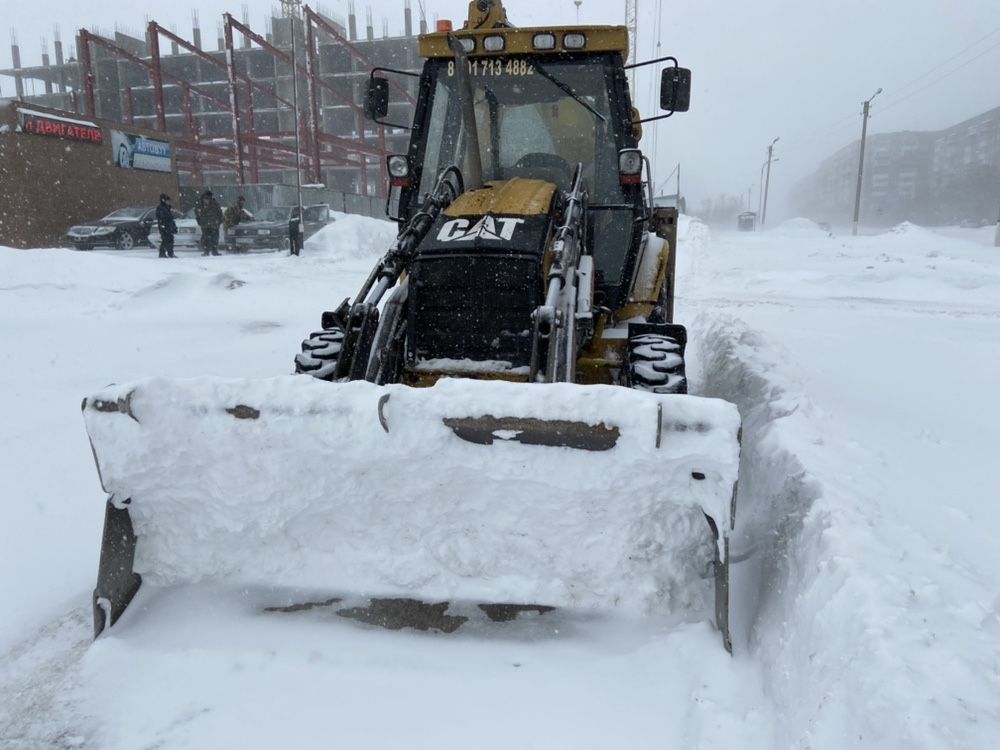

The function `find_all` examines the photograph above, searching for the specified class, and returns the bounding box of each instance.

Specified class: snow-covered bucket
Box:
[83,376,741,647]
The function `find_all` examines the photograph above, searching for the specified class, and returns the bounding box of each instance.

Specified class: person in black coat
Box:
[155,194,177,258]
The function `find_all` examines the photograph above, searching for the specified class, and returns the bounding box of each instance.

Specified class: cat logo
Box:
[437,216,526,243]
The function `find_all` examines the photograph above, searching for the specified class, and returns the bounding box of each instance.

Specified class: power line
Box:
[877,35,1000,115]
[879,24,1000,106]
[780,23,1000,152]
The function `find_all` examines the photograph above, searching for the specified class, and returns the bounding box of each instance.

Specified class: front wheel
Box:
[625,332,688,394]
[294,328,345,381]
[115,232,135,250]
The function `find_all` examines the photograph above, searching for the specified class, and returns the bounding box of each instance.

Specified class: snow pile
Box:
[303,213,397,261]
[83,376,740,615]
[886,220,931,236]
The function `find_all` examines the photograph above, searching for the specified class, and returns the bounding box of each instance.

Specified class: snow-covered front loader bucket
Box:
[83,378,741,650]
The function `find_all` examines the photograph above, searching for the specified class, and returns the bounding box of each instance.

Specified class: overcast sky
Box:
[3,0,999,219]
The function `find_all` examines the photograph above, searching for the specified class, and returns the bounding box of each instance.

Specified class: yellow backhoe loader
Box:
[84,0,741,651]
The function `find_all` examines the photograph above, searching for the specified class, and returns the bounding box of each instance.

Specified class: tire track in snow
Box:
[0,607,95,750]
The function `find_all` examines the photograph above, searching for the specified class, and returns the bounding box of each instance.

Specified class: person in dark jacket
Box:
[155,193,177,258]
[195,190,223,256]
[289,208,303,256]
[223,196,253,253]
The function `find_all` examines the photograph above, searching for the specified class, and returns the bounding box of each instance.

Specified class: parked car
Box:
[67,207,167,250]
[229,204,334,252]
[148,207,203,250]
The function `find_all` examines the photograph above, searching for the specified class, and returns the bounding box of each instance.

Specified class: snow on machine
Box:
[83,0,741,651]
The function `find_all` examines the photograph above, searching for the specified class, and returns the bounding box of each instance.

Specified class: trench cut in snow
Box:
[83,377,740,616]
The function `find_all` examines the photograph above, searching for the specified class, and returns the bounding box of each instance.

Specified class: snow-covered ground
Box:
[1,215,998,748]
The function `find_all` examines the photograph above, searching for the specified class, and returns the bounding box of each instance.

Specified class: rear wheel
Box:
[115,232,135,250]
[626,332,687,394]
[294,328,345,380]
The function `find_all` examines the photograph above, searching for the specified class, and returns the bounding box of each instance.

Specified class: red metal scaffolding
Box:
[76,9,410,195]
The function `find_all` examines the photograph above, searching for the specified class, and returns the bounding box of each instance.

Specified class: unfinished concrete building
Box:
[1,3,425,196]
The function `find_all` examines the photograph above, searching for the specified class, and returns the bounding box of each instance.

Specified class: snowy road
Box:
[2,216,999,748]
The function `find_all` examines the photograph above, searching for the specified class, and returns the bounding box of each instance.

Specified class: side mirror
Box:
[365,77,390,121]
[660,67,691,112]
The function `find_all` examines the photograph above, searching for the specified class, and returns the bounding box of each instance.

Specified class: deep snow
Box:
[1,214,999,749]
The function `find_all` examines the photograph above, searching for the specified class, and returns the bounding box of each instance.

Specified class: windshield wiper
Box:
[529,58,607,123]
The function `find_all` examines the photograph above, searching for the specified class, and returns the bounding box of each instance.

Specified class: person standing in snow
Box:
[195,190,223,256]
[223,195,252,253]
[288,207,304,256]
[155,193,177,259]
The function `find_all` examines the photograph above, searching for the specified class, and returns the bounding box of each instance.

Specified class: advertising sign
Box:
[111,130,172,173]
[17,108,103,144]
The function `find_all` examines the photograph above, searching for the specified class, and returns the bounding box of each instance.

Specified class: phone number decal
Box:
[448,58,535,77]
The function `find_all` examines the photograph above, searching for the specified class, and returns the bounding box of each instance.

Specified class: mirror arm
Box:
[636,112,675,124]
[624,55,678,70]
[371,66,420,79]
[374,119,413,130]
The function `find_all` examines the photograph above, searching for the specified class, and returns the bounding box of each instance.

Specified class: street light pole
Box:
[761,136,779,226]
[289,9,305,254]
[852,87,882,236]
[758,160,767,217]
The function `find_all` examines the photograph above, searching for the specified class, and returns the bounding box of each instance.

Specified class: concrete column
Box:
[11,41,24,98]
[42,50,53,94]
[54,36,65,93]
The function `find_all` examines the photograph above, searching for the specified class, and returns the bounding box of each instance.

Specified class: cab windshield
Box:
[419,55,623,200]
[416,54,637,294]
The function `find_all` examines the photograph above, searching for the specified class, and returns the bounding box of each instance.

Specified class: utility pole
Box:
[852,87,882,236]
[761,136,779,226]
[676,162,681,213]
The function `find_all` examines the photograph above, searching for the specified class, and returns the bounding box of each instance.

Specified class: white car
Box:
[148,208,209,250]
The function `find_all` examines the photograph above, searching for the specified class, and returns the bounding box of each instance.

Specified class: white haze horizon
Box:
[3,0,998,220]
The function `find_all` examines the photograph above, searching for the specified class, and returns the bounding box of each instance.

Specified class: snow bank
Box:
[690,312,1000,749]
[303,213,397,261]
[83,377,740,616]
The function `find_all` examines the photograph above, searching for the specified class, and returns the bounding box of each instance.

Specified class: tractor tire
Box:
[294,328,345,381]
[626,332,687,394]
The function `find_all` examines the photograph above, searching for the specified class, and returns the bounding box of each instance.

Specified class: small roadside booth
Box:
[737,211,757,231]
